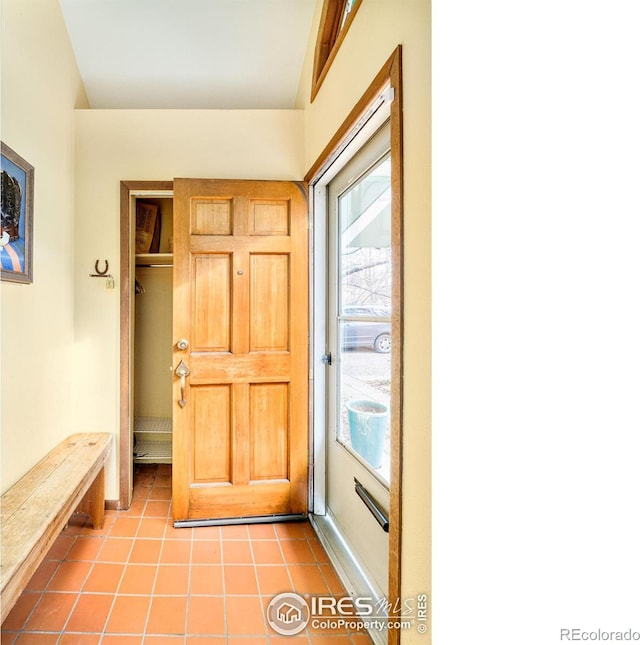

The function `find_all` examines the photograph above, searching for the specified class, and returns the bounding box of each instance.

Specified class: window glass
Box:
[340,0,358,31]
[336,154,391,484]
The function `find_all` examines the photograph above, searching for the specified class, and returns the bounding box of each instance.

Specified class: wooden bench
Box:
[1,432,112,623]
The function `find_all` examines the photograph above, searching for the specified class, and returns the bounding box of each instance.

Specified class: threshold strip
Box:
[173,513,308,528]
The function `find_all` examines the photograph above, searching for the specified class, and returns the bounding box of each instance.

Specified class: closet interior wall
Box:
[133,196,174,464]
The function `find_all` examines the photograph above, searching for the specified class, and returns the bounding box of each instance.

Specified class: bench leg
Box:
[77,467,106,529]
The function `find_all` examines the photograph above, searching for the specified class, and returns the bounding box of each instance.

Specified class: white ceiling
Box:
[59,0,316,109]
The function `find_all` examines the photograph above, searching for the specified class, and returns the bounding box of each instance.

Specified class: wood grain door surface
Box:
[172,179,309,522]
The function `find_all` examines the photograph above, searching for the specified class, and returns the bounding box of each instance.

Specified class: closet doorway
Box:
[120,181,174,510]
[132,196,174,465]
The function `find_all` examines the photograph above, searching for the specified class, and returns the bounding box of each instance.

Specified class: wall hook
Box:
[89,259,115,289]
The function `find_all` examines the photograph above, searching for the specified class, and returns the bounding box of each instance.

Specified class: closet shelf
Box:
[134,440,172,464]
[135,252,173,267]
[134,417,172,433]
[134,417,172,464]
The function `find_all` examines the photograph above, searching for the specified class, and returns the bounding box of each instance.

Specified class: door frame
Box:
[305,46,403,643]
[119,180,173,511]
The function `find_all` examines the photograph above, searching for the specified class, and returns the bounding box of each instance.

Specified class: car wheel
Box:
[374,333,391,353]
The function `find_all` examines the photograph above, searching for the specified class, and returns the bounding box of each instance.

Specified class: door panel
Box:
[191,385,231,483]
[192,199,233,235]
[250,254,289,351]
[250,383,289,480]
[172,179,308,522]
[192,255,231,351]
[250,200,290,235]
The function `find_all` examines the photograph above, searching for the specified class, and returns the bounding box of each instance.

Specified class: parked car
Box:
[341,305,391,353]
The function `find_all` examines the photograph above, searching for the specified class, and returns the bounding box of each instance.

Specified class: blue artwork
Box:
[1,143,33,282]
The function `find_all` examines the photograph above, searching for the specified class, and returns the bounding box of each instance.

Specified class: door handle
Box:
[175,359,190,408]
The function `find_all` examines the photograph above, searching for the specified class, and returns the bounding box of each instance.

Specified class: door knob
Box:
[176,338,189,350]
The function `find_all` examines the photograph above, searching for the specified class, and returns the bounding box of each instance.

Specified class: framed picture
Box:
[1,142,34,283]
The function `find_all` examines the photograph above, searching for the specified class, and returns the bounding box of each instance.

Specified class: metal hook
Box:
[94,259,109,275]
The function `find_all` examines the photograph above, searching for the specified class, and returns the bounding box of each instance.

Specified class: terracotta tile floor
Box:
[2,464,373,645]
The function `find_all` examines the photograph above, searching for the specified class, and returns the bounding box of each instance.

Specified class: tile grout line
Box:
[16,543,68,638]
[17,524,88,640]
[100,473,150,642]
[180,510,194,645]
[140,467,164,641]
[55,518,102,642]
[219,521,230,642]
[248,526,273,638]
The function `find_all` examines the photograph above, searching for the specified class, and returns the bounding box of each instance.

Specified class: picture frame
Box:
[1,142,34,284]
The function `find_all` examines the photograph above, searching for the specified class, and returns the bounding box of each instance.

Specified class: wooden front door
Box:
[172,179,309,523]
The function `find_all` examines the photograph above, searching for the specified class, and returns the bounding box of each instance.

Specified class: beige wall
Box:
[1,0,89,492]
[298,1,431,641]
[73,110,305,498]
